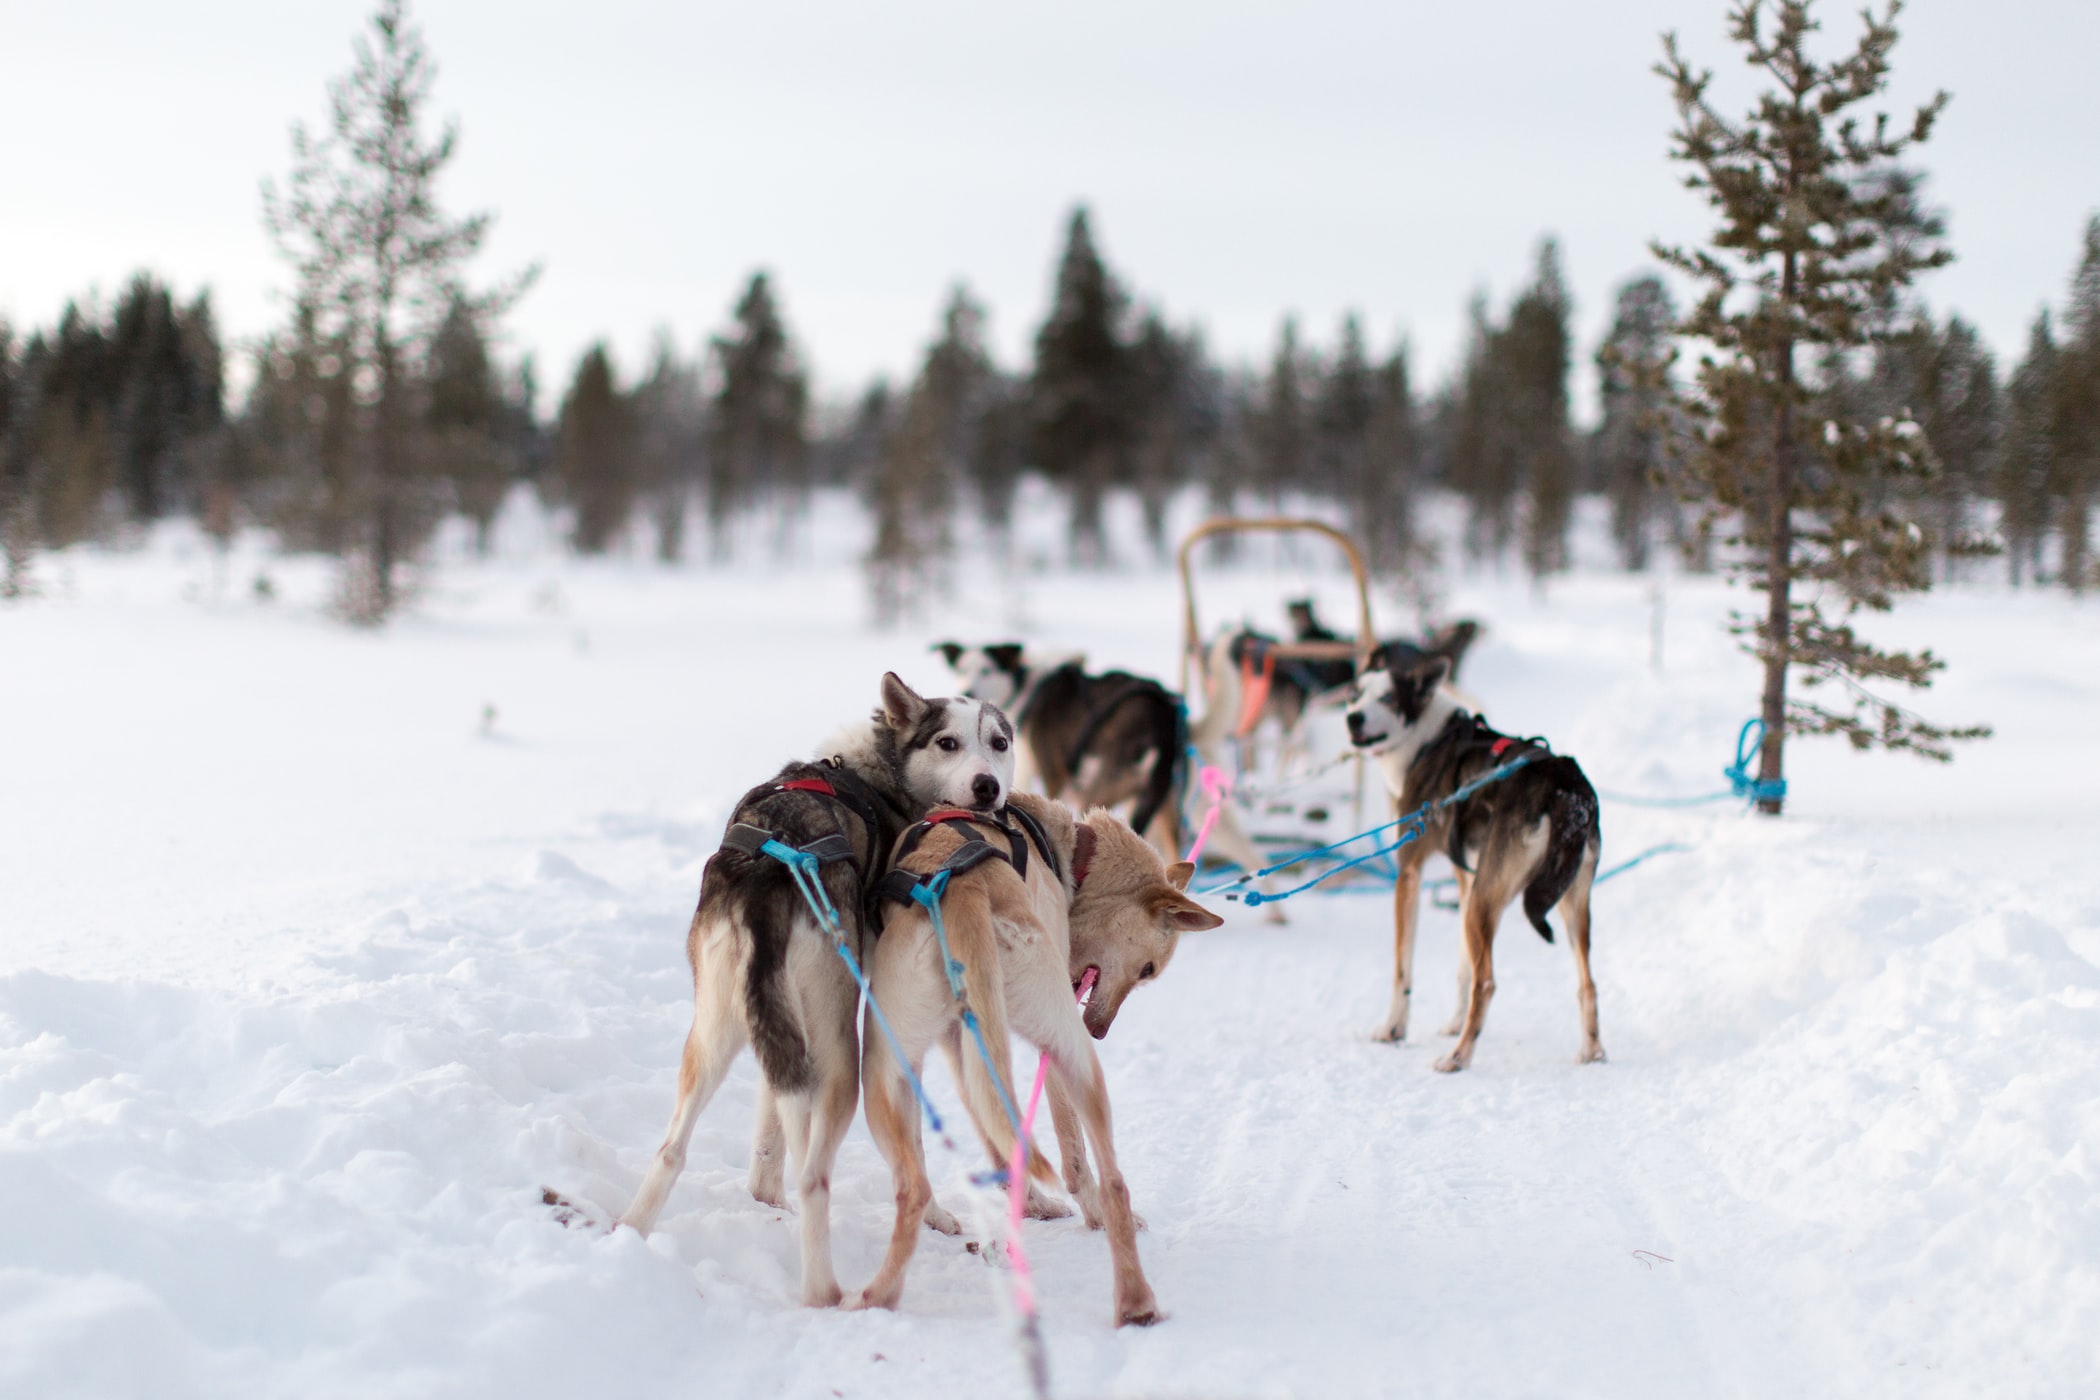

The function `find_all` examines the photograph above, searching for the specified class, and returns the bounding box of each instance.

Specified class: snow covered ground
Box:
[4,491,2097,1399]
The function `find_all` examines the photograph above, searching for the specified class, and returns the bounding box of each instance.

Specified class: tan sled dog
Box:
[852,793,1221,1326]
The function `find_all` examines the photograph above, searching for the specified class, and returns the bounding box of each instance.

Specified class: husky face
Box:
[933,642,1026,711]
[880,672,1016,813]
[1067,814,1224,1039]
[1344,656,1452,755]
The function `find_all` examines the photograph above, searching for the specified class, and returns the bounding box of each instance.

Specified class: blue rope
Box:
[1591,718,1788,807]
[756,839,950,1141]
[1425,839,1692,907]
[1201,752,1540,905]
[909,873,1030,1149]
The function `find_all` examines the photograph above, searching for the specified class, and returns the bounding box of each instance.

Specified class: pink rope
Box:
[1183,764,1229,864]
[1004,966,1099,1312]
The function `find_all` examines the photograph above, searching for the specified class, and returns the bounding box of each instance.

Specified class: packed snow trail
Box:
[4,501,2097,1398]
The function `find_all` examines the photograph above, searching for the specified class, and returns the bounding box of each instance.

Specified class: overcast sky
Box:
[3,1,2096,416]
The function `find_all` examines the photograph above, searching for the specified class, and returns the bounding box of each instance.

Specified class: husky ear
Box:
[1164,859,1196,891]
[931,641,964,667]
[1160,889,1225,932]
[880,671,929,729]
[1408,655,1451,694]
[986,642,1025,672]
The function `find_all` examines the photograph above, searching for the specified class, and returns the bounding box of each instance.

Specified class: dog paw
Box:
[1023,1186,1074,1222]
[1372,1023,1407,1044]
[1578,1043,1607,1064]
[1436,1018,1464,1037]
[801,1281,844,1309]
[923,1202,962,1235]
[1115,1292,1165,1327]
[845,1283,900,1312]
[1432,1052,1467,1073]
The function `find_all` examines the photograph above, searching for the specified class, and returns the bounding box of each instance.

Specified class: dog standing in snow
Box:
[1344,656,1604,1071]
[853,792,1221,1325]
[616,673,1016,1307]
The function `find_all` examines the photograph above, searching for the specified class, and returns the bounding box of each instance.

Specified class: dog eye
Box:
[937,736,960,752]
[1140,962,1156,980]
[991,736,1009,752]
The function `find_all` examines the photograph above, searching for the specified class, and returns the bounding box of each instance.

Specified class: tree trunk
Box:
[1758,262,1800,818]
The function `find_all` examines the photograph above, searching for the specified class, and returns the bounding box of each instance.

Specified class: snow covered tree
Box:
[1656,0,1987,811]
[263,0,533,622]
[706,271,807,557]
[1031,207,1134,563]
[1593,274,1680,571]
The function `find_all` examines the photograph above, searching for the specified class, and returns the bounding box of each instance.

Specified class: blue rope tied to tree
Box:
[1592,717,1788,807]
[1198,751,1540,906]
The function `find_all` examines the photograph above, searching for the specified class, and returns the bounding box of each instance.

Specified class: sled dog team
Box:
[606,622,1606,1325]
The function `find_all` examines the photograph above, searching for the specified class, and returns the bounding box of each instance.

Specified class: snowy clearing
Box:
[4,495,2098,1399]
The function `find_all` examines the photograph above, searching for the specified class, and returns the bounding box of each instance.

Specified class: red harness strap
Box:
[777,777,836,796]
[1489,738,1515,758]
[922,807,980,825]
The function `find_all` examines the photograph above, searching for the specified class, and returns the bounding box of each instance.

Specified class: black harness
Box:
[1416,713,1552,874]
[875,803,1063,908]
[719,759,899,877]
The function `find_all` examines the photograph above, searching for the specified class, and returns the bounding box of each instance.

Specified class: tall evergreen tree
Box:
[1505,240,1577,580]
[553,345,638,554]
[263,0,533,622]
[1031,207,1133,563]
[1997,313,2057,585]
[631,336,706,563]
[1864,314,1998,577]
[1656,0,1986,811]
[2051,217,2100,592]
[425,293,512,553]
[706,271,808,557]
[0,320,29,597]
[1593,274,1680,570]
[1362,339,1422,573]
[1256,317,1310,514]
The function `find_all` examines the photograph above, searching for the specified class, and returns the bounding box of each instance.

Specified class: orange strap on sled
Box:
[1235,648,1275,740]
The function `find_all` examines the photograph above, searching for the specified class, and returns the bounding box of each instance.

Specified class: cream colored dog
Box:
[851,792,1220,1326]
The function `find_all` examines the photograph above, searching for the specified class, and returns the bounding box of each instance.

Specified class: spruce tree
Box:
[1997,313,2057,585]
[425,294,513,554]
[1506,240,1577,580]
[263,0,533,621]
[2052,218,2100,592]
[631,337,706,563]
[706,271,808,558]
[1362,339,1421,572]
[1656,0,1986,809]
[1593,274,1680,571]
[553,345,638,554]
[1256,317,1310,515]
[0,320,28,597]
[1030,207,1133,563]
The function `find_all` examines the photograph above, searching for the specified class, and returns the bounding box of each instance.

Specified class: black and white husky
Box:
[1344,656,1604,1071]
[617,673,1017,1306]
[935,643,1185,854]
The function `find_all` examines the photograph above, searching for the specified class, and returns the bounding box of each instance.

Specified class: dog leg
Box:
[747,1079,787,1209]
[1052,1045,1161,1326]
[1438,868,1474,1037]
[619,931,744,1236]
[1046,1068,1101,1227]
[1561,858,1605,1064]
[1377,851,1429,1041]
[851,1017,933,1310]
[782,974,861,1309]
[1435,889,1500,1073]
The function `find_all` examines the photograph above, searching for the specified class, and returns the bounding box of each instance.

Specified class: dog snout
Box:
[970,773,1001,808]
[1345,709,1366,740]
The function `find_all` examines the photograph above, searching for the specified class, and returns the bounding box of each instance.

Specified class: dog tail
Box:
[1128,687,1187,846]
[1521,771,1600,944]
[946,880,1058,1189]
[745,885,816,1093]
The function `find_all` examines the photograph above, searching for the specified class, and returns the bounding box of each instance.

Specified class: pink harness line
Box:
[1004,964,1100,1313]
[1183,764,1230,864]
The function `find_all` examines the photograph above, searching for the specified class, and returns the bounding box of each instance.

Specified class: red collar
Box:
[1071,822,1096,889]
[1488,737,1515,758]
[923,807,980,825]
[778,777,836,796]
